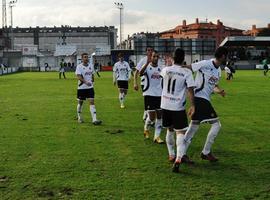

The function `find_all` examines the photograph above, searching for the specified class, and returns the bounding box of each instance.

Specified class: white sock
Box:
[176,134,185,162]
[122,93,126,104]
[143,110,148,121]
[90,105,97,122]
[77,104,83,119]
[144,116,152,131]
[119,93,125,105]
[183,123,200,155]
[166,130,175,158]
[202,122,221,155]
[154,118,162,139]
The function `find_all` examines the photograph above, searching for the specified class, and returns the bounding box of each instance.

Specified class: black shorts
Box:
[144,96,161,111]
[117,81,129,89]
[192,97,218,123]
[162,109,188,131]
[77,88,95,100]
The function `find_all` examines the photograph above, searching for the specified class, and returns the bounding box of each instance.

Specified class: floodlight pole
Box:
[9,0,17,50]
[114,2,124,49]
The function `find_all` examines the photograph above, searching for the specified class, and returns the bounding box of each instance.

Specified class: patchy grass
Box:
[0,71,269,199]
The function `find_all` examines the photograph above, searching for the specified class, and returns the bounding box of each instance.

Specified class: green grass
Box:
[0,71,270,199]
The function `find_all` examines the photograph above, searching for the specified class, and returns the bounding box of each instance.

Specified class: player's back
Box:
[160,64,194,111]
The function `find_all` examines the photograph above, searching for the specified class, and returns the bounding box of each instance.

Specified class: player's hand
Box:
[134,84,139,91]
[219,90,226,97]
[188,105,195,118]
[146,55,152,64]
[85,81,92,86]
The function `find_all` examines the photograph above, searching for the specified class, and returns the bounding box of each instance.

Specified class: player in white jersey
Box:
[113,53,132,108]
[134,46,154,121]
[139,50,164,143]
[75,53,102,125]
[179,47,228,164]
[160,48,195,173]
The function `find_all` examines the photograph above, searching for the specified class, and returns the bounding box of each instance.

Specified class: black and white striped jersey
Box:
[192,59,222,101]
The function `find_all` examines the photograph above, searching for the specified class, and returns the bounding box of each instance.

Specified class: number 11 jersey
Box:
[160,65,195,111]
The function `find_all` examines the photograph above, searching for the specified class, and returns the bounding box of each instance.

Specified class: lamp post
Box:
[9,0,17,50]
[114,2,123,49]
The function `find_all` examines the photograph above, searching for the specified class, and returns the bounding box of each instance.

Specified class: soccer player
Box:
[59,59,66,79]
[262,54,269,76]
[113,53,132,108]
[160,48,195,173]
[164,53,174,67]
[179,47,228,164]
[224,64,232,80]
[139,50,164,143]
[134,46,154,121]
[75,53,102,125]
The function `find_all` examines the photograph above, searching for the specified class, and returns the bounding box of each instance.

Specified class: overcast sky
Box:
[5,0,270,40]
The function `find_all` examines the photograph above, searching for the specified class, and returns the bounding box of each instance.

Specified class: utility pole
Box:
[114,2,124,49]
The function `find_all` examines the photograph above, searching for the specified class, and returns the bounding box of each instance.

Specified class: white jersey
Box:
[136,56,163,88]
[160,65,195,111]
[142,64,162,97]
[136,57,148,88]
[192,59,222,101]
[224,66,231,74]
[75,63,95,90]
[113,61,131,81]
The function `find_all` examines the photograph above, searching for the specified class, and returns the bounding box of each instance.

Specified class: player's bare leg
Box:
[153,110,164,144]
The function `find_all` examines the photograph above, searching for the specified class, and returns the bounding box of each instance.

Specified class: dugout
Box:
[220,36,270,47]
[220,36,270,69]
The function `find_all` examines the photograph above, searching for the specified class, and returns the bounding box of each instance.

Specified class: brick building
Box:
[160,18,244,47]
[244,24,270,36]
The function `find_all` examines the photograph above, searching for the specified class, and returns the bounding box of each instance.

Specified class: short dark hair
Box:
[152,50,158,54]
[145,46,153,52]
[215,47,228,59]
[174,48,185,65]
[118,53,123,58]
[81,53,88,58]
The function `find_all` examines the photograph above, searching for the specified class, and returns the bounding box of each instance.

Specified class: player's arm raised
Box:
[139,59,151,77]
[214,85,226,97]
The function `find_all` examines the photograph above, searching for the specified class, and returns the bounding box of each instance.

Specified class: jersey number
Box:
[167,78,176,95]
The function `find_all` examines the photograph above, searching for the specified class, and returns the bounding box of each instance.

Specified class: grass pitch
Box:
[0,71,270,199]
